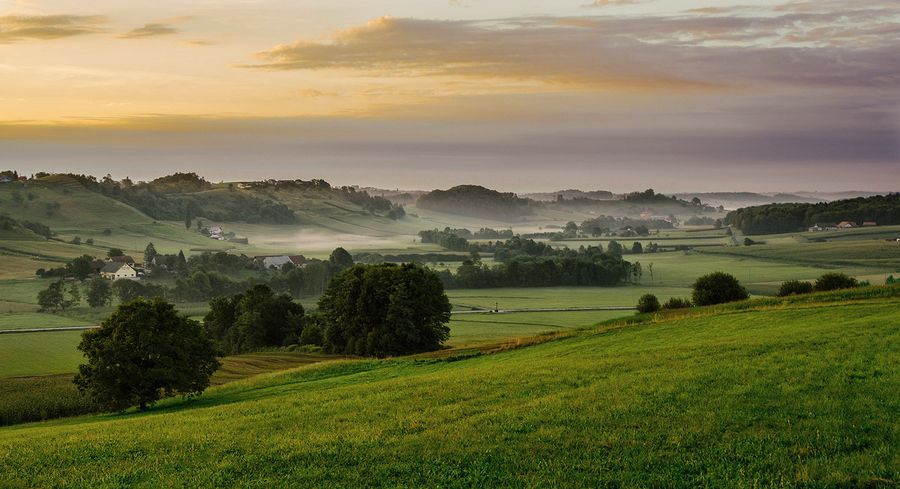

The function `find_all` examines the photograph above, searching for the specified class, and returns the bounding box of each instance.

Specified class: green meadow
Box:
[0,289,896,487]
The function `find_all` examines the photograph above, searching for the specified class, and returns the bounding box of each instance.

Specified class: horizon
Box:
[4,169,897,196]
[1,0,898,191]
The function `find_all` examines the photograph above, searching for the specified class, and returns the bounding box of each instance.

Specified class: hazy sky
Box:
[0,0,898,192]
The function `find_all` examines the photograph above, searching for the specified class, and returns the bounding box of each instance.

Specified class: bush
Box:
[778,280,814,297]
[814,273,859,292]
[636,294,660,313]
[662,297,692,310]
[692,272,749,306]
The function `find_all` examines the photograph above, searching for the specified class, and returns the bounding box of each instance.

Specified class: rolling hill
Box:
[1,287,896,487]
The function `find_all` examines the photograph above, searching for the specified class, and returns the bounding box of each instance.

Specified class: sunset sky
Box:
[1,0,898,192]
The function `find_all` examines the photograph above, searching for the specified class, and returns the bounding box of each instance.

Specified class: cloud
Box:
[119,23,178,39]
[585,0,638,7]
[247,5,900,91]
[0,14,107,43]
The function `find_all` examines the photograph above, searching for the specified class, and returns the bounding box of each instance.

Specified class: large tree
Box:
[75,298,219,411]
[318,263,451,357]
[37,280,70,311]
[204,285,304,354]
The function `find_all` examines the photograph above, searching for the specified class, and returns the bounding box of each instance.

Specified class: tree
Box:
[68,283,81,307]
[814,273,859,292]
[144,243,158,267]
[778,280,814,297]
[86,276,113,307]
[564,221,578,233]
[67,254,95,281]
[74,298,220,411]
[112,279,153,303]
[318,263,451,357]
[329,247,354,270]
[607,240,623,258]
[107,248,124,258]
[37,280,70,311]
[184,204,193,230]
[631,242,643,254]
[204,285,304,354]
[692,272,749,306]
[636,294,660,313]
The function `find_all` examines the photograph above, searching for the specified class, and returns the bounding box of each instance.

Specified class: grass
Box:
[0,330,85,378]
[0,290,896,486]
[0,313,92,330]
[447,286,692,310]
[447,310,630,347]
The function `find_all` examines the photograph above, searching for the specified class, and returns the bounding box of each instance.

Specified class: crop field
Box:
[0,291,895,487]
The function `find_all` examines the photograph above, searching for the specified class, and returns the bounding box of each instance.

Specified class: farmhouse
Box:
[109,255,136,265]
[863,221,878,227]
[257,255,307,269]
[100,262,138,281]
[837,221,856,229]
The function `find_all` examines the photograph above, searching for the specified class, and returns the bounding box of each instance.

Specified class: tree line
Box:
[726,194,900,235]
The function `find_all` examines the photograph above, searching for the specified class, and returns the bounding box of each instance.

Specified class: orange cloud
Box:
[0,14,107,43]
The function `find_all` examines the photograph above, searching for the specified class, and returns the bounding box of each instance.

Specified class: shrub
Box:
[814,273,859,292]
[636,294,660,313]
[662,297,692,310]
[778,280,814,297]
[692,272,749,306]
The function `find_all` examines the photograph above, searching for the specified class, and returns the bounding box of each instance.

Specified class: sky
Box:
[0,0,898,192]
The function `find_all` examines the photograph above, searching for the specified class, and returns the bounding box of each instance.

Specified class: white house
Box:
[100,262,138,281]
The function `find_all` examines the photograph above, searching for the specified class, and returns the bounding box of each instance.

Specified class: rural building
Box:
[100,262,138,281]
[109,255,136,265]
[863,221,878,227]
[808,223,838,232]
[837,221,856,229]
[258,255,307,269]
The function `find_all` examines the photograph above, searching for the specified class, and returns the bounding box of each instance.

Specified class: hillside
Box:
[417,185,534,221]
[1,289,896,487]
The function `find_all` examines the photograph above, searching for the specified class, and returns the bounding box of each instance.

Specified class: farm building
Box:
[808,223,838,232]
[862,221,878,227]
[836,221,856,229]
[258,255,307,269]
[100,262,138,281]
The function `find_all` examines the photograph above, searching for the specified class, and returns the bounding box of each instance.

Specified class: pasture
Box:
[0,290,895,487]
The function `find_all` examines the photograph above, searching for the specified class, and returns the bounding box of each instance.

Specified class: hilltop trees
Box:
[75,298,219,412]
[725,194,900,235]
[778,280,814,297]
[318,263,451,357]
[692,272,749,306]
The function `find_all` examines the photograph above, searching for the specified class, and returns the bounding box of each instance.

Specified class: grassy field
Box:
[0,290,896,486]
[0,330,84,378]
[447,310,631,347]
[447,286,691,310]
[0,313,92,330]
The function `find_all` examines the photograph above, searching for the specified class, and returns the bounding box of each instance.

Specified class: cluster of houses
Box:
[95,255,142,281]
[808,221,877,232]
